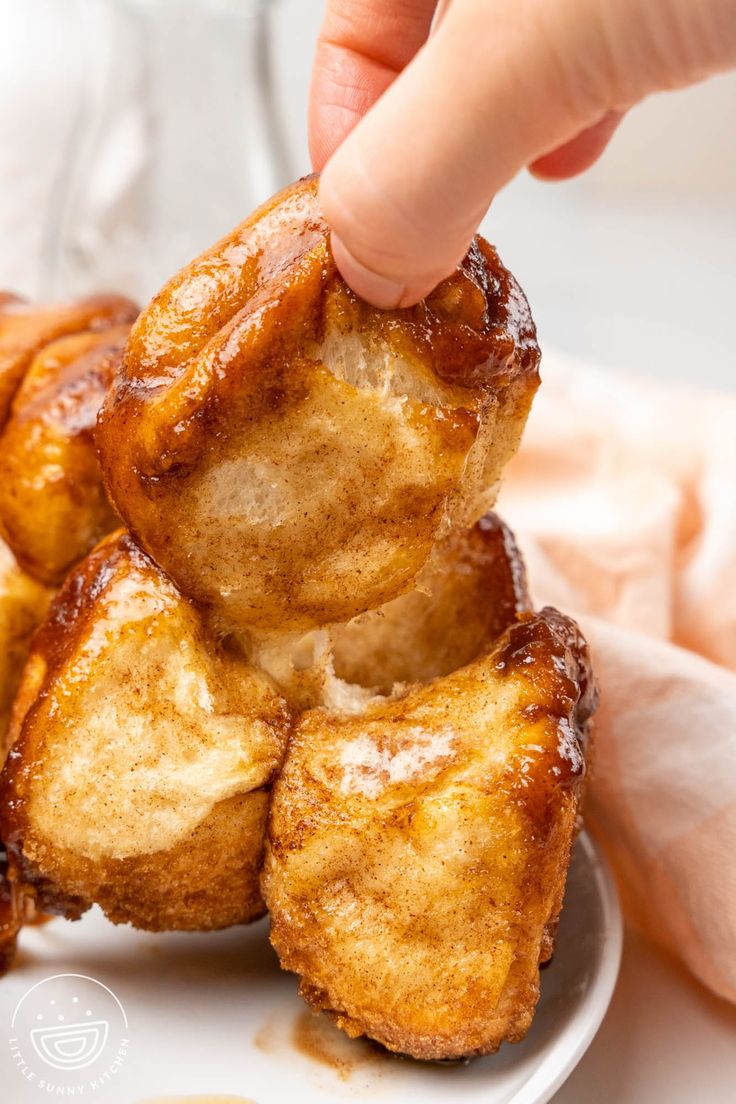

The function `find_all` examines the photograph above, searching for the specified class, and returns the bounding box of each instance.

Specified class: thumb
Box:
[319,0,736,308]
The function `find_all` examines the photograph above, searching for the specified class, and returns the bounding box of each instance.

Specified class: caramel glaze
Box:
[291,1008,382,1081]
[0,528,290,944]
[5,532,151,700]
[263,596,597,1060]
[13,328,127,436]
[0,326,130,586]
[495,606,598,905]
[96,174,541,635]
[496,606,598,751]
[0,535,162,930]
[0,293,138,431]
[99,175,539,483]
[108,174,537,394]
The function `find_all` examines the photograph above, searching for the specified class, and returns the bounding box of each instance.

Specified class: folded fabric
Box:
[499,351,736,1004]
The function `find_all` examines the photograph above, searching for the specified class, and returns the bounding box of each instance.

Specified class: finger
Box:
[320,0,736,307]
[309,0,438,171]
[529,111,625,181]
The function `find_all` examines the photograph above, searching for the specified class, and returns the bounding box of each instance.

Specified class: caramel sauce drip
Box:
[291,1009,381,1081]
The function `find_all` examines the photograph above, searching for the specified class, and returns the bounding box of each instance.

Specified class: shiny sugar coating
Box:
[97,175,540,633]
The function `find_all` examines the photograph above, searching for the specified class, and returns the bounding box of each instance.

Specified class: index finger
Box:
[309,0,439,170]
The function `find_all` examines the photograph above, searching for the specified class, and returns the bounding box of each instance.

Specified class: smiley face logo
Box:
[30,1012,109,1071]
[10,973,128,1080]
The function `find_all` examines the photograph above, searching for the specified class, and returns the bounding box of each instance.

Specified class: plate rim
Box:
[507,830,623,1104]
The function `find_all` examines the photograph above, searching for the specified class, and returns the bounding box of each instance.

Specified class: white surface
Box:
[0,834,621,1104]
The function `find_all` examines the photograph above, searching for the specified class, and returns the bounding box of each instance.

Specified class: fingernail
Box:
[330,233,406,310]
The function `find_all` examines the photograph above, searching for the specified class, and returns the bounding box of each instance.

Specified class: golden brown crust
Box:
[262,607,596,1061]
[0,326,130,586]
[8,791,271,933]
[0,293,138,432]
[0,531,291,932]
[98,175,539,632]
[0,535,54,973]
[0,538,51,746]
[0,539,52,749]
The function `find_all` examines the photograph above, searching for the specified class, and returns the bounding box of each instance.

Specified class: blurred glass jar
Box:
[42,0,290,301]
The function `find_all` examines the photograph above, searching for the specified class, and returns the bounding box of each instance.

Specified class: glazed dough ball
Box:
[0,326,130,586]
[98,176,540,633]
[262,607,596,1060]
[0,531,290,931]
[0,292,138,430]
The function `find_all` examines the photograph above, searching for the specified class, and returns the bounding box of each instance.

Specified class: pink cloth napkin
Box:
[499,352,736,1004]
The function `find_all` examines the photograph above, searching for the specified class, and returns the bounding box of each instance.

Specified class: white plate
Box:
[0,831,621,1104]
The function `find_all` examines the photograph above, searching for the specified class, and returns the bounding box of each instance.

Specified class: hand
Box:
[310,0,736,307]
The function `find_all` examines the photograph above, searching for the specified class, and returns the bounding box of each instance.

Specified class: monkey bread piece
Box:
[262,608,596,1061]
[0,531,291,932]
[0,539,52,748]
[329,512,532,695]
[254,511,533,711]
[0,326,131,586]
[0,293,138,430]
[97,175,540,633]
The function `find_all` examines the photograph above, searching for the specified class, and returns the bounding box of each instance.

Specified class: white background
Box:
[1,1,736,1100]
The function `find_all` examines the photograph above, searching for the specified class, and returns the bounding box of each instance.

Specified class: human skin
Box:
[310,0,736,307]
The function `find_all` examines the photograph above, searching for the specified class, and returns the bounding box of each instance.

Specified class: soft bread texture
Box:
[0,326,130,586]
[0,532,291,931]
[262,606,596,1061]
[0,539,52,747]
[329,512,533,694]
[252,512,532,712]
[97,175,540,633]
[0,293,138,431]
